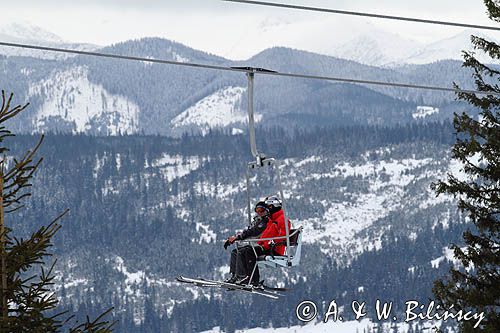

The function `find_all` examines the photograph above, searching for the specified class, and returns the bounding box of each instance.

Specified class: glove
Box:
[223,236,237,250]
[268,240,276,259]
[252,215,263,225]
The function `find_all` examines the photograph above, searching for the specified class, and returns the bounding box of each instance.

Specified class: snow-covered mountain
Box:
[244,16,421,66]
[330,29,499,66]
[1,21,498,66]
[170,86,254,136]
[405,30,498,64]
[222,15,498,66]
[0,22,64,44]
[331,30,423,66]
[0,22,100,59]
[0,33,483,136]
[29,66,140,135]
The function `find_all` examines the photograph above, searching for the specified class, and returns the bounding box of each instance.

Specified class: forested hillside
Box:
[0,38,478,136]
[6,122,466,332]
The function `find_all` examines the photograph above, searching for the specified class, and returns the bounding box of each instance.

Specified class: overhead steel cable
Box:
[222,0,500,32]
[0,41,234,72]
[0,41,498,97]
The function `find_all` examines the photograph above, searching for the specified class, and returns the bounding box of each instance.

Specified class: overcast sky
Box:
[1,0,498,60]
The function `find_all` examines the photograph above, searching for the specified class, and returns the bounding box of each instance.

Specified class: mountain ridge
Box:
[0,35,480,136]
[0,22,495,65]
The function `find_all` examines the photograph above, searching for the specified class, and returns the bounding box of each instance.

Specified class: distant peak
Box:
[0,22,65,44]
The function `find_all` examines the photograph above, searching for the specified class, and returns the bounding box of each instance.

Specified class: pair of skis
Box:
[176,275,287,299]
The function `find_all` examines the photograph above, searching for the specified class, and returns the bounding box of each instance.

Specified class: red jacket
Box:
[258,209,291,256]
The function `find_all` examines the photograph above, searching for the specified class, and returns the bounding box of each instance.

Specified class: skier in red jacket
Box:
[224,195,291,286]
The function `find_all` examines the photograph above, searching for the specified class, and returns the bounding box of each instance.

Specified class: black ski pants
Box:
[230,245,270,283]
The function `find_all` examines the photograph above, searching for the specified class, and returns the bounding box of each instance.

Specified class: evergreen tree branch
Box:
[69,308,116,333]
[485,0,500,23]
[0,91,29,126]
[2,135,44,211]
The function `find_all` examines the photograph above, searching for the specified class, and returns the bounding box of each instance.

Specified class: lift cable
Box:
[221,0,500,32]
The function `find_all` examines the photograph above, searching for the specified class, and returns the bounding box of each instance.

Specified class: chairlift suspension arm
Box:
[246,72,262,164]
[246,167,252,227]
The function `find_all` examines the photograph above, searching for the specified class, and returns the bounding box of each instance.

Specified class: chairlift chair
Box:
[234,67,304,281]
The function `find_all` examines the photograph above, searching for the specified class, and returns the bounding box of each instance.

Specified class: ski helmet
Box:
[254,201,269,216]
[264,195,282,213]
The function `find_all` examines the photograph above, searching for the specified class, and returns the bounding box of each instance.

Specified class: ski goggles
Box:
[255,207,269,215]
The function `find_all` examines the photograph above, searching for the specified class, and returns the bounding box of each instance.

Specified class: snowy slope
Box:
[224,15,423,66]
[333,29,498,66]
[200,319,433,333]
[405,30,498,64]
[413,106,440,119]
[149,154,204,182]
[331,31,423,66]
[98,153,205,196]
[227,15,481,66]
[255,16,497,66]
[171,86,260,135]
[289,155,440,256]
[0,42,99,59]
[0,22,64,44]
[29,66,140,135]
[0,22,99,59]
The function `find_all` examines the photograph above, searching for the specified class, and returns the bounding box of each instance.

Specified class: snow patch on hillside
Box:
[295,155,322,168]
[30,66,139,135]
[150,154,203,182]
[171,87,260,134]
[200,318,431,333]
[431,247,456,268]
[413,106,439,119]
[193,180,247,200]
[447,153,483,182]
[194,222,217,244]
[431,246,470,271]
[232,128,244,135]
[97,154,204,198]
[114,256,146,290]
[53,265,89,300]
[172,51,189,62]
